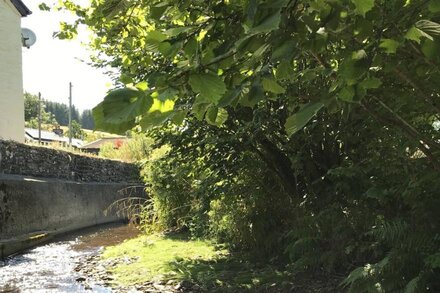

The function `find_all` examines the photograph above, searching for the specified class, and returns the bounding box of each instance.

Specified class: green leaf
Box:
[405,20,440,45]
[352,50,367,60]
[184,38,198,57]
[240,81,264,107]
[429,0,440,13]
[135,81,149,91]
[165,26,194,37]
[93,103,135,134]
[119,74,133,85]
[262,78,285,94]
[364,186,387,200]
[99,88,152,125]
[285,102,324,136]
[146,30,167,42]
[139,98,175,129]
[158,42,172,55]
[206,107,228,127]
[404,276,420,293]
[189,73,227,103]
[271,40,295,61]
[218,87,242,107]
[38,3,51,11]
[359,77,382,89]
[149,98,175,113]
[140,111,174,130]
[171,110,188,125]
[149,5,167,20]
[192,102,210,120]
[351,0,375,17]
[405,26,432,43]
[248,10,282,34]
[338,86,355,102]
[158,88,178,101]
[276,61,294,80]
[422,39,440,59]
[379,39,400,54]
[252,44,270,59]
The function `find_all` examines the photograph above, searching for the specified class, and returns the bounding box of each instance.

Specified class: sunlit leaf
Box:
[93,102,135,134]
[352,50,367,60]
[140,111,174,130]
[97,88,152,126]
[351,0,375,17]
[285,102,324,136]
[405,26,432,43]
[379,39,400,54]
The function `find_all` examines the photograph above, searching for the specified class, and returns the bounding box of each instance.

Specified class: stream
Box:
[0,224,140,293]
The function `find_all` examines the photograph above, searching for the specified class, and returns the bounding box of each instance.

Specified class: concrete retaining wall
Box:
[0,175,144,258]
[0,140,145,258]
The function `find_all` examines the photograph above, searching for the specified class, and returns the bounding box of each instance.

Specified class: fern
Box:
[425,252,440,269]
[404,275,420,293]
[285,237,320,260]
[372,219,409,244]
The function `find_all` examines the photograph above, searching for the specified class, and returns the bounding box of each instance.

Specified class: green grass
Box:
[102,234,223,284]
[101,233,294,292]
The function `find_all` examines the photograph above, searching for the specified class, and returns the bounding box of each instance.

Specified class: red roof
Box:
[80,137,128,149]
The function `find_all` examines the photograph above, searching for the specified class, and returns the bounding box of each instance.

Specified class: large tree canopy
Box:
[50,1,440,292]
[53,0,440,170]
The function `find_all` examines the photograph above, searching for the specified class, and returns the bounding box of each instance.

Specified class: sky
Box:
[21,2,113,112]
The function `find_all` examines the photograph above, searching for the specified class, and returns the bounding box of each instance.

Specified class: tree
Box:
[80,109,95,130]
[54,0,440,168]
[24,92,40,121]
[45,100,69,126]
[65,120,84,139]
[24,92,58,127]
[51,1,440,291]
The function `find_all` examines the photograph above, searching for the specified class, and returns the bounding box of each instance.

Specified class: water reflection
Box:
[0,224,139,292]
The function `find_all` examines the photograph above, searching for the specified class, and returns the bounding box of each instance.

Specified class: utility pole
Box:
[38,92,41,145]
[68,82,72,147]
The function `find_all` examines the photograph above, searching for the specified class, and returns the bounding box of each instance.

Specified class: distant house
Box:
[0,0,31,142]
[80,137,128,154]
[25,128,84,148]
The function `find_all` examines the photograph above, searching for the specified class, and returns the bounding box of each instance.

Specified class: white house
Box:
[0,0,31,142]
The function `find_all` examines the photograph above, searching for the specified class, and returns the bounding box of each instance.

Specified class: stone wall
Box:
[0,140,145,258]
[0,140,140,183]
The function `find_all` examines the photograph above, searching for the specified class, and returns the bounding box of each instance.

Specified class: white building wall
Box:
[0,0,25,142]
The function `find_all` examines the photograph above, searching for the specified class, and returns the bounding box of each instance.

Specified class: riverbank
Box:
[0,224,139,292]
[76,232,343,292]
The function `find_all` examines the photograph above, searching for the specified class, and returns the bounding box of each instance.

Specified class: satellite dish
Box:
[21,28,36,48]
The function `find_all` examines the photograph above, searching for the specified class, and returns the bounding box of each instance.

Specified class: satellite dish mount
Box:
[21,28,36,48]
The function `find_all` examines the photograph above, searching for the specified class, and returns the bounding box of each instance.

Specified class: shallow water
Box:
[0,224,139,292]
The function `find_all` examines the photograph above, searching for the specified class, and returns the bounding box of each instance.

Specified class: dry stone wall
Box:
[0,140,139,183]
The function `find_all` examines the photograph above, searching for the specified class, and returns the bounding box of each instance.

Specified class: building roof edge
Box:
[11,0,32,17]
